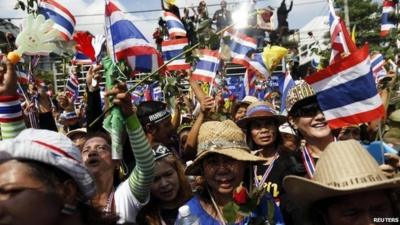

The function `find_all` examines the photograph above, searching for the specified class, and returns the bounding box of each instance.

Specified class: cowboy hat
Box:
[283,140,400,209]
[236,101,286,129]
[185,120,267,175]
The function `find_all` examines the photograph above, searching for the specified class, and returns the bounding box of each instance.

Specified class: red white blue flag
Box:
[72,51,92,65]
[370,53,388,83]
[304,45,385,129]
[161,38,191,71]
[163,11,187,39]
[244,69,256,96]
[381,0,397,37]
[191,49,220,83]
[225,29,257,68]
[38,0,76,40]
[248,53,270,79]
[328,0,356,64]
[279,65,295,114]
[66,72,79,100]
[105,0,163,74]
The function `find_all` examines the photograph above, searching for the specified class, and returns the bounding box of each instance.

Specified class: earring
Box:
[61,203,77,215]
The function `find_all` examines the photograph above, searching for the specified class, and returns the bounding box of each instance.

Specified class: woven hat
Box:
[285,81,316,114]
[236,101,286,129]
[185,120,267,175]
[0,129,96,199]
[283,140,400,209]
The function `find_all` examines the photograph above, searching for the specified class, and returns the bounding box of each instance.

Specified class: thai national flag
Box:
[16,70,29,84]
[72,51,92,65]
[150,82,163,101]
[381,0,397,37]
[370,53,387,82]
[225,29,257,68]
[38,0,76,40]
[279,65,295,114]
[248,53,270,79]
[304,45,385,129]
[328,0,356,64]
[105,0,163,74]
[191,49,220,83]
[161,38,191,71]
[163,11,187,39]
[244,69,256,96]
[130,85,144,105]
[66,73,79,100]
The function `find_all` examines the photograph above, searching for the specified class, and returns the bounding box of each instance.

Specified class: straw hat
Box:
[389,109,400,122]
[66,127,87,139]
[241,96,259,105]
[285,81,316,114]
[236,101,286,129]
[185,120,267,175]
[283,140,400,208]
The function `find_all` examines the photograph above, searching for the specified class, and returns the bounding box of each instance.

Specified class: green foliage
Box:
[330,0,400,60]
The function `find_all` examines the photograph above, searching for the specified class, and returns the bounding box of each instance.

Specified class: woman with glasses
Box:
[285,81,335,178]
[81,83,155,224]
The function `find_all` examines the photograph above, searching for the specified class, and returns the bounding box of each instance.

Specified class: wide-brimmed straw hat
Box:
[0,129,96,199]
[285,81,316,114]
[185,120,267,175]
[283,140,400,209]
[236,101,286,129]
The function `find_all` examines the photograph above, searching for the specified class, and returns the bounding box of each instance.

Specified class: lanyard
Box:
[302,137,337,178]
[301,144,316,178]
[253,153,279,188]
[103,189,115,214]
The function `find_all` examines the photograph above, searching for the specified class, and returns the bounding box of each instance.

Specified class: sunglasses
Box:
[290,102,322,117]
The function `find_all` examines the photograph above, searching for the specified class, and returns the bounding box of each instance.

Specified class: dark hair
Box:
[17,159,117,225]
[231,102,249,119]
[245,119,282,151]
[137,101,168,132]
[136,154,192,225]
[83,131,112,146]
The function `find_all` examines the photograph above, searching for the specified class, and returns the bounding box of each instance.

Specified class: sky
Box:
[0,0,329,44]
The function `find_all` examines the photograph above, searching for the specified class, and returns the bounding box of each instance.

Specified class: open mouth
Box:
[87,158,100,167]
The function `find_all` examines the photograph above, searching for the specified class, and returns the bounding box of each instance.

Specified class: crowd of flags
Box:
[15,0,399,128]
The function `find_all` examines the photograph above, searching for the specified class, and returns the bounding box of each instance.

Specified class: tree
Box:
[320,0,399,65]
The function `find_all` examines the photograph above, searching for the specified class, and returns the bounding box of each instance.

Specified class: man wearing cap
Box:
[284,140,400,225]
[231,96,259,122]
[137,101,179,155]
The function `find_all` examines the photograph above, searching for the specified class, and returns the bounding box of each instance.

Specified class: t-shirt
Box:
[114,180,150,224]
[252,150,305,225]
[184,195,285,225]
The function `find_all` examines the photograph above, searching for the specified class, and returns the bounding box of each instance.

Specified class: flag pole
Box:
[89,11,257,128]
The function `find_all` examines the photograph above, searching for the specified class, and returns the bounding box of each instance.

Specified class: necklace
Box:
[103,188,115,214]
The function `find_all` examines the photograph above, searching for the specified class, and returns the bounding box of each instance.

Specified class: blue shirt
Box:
[184,194,285,225]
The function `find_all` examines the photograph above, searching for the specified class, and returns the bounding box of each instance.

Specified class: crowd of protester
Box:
[0,0,399,225]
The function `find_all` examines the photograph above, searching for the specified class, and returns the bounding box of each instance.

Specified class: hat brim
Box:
[66,129,87,139]
[283,175,400,209]
[236,115,287,129]
[185,147,267,175]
